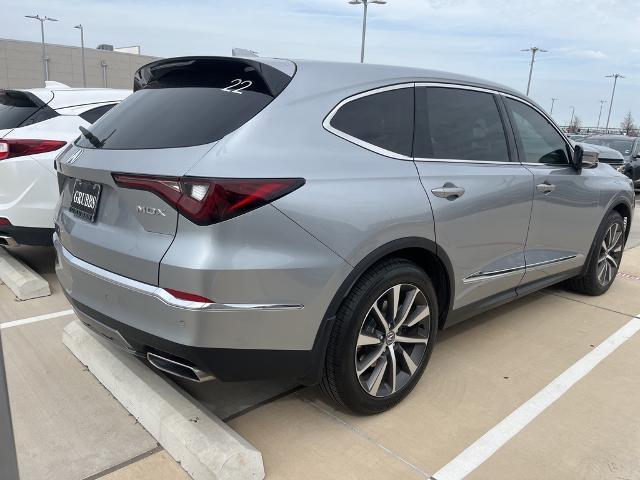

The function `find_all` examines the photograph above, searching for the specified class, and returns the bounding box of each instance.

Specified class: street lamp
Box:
[74,24,86,87]
[521,46,547,96]
[569,105,575,130]
[596,99,607,131]
[605,73,624,133]
[550,98,558,115]
[348,0,387,63]
[25,14,58,85]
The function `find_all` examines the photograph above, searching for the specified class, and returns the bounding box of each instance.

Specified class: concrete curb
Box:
[62,321,265,480]
[0,247,50,300]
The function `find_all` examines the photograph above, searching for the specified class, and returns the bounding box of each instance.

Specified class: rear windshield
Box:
[0,90,58,130]
[76,57,294,150]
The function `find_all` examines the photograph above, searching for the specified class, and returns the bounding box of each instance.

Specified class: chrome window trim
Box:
[463,254,579,284]
[323,82,415,161]
[59,243,303,312]
[323,80,572,167]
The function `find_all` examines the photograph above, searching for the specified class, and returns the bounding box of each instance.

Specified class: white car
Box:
[0,82,130,246]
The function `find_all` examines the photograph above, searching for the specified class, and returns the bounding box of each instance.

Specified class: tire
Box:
[566,211,625,296]
[321,258,438,414]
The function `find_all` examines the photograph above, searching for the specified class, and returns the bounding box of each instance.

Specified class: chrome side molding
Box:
[463,255,579,284]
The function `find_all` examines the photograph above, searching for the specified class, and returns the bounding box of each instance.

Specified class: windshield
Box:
[583,138,634,156]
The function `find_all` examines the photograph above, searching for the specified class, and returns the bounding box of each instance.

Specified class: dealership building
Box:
[0,38,159,90]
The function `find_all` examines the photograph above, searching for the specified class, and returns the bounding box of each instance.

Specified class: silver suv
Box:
[54,57,634,414]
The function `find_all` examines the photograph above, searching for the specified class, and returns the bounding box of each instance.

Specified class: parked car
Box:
[582,135,640,187]
[0,82,130,246]
[574,141,629,177]
[54,57,634,414]
[567,133,588,141]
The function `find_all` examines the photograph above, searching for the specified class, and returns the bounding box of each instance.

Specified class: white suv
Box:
[0,82,130,246]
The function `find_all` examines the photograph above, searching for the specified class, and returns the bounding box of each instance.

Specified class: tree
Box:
[568,115,582,133]
[620,111,636,136]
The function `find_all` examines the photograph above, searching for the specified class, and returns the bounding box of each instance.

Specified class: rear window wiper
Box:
[79,126,104,148]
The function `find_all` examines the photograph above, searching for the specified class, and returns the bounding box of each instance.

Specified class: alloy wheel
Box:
[354,283,431,398]
[597,222,623,286]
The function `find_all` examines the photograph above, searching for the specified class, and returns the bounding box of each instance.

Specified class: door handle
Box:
[431,185,466,199]
[536,182,556,194]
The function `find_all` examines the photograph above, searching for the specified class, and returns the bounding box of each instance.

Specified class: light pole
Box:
[25,14,58,84]
[569,106,575,130]
[605,73,624,133]
[550,98,558,115]
[348,0,387,63]
[596,99,607,131]
[74,24,87,87]
[521,46,547,96]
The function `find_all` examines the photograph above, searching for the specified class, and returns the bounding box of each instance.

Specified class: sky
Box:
[3,0,639,127]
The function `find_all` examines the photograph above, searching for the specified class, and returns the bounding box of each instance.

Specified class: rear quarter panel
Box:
[184,62,436,268]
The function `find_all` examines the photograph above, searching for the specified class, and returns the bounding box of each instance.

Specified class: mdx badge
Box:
[137,206,167,217]
[66,149,83,164]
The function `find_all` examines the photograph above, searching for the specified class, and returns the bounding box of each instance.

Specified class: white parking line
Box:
[1,310,75,330]
[433,316,640,480]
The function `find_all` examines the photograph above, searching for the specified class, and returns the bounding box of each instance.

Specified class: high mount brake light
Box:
[0,139,66,160]
[112,174,305,225]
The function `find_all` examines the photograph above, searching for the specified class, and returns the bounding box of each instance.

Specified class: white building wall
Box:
[0,38,159,89]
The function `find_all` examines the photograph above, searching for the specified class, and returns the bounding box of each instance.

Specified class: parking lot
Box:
[0,204,637,480]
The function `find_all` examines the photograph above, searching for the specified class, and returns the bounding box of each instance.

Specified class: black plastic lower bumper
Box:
[68,296,321,384]
[0,226,54,246]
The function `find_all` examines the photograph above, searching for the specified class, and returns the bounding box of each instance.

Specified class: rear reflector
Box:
[164,288,214,303]
[0,218,11,226]
[0,139,67,160]
[112,174,305,225]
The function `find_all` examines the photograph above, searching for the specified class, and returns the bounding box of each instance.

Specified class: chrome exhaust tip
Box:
[146,351,215,383]
[0,236,18,247]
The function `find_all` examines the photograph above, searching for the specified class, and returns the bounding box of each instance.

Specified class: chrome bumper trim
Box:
[57,241,303,312]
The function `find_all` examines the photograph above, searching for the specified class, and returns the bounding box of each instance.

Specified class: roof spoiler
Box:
[231,48,259,57]
[44,81,71,89]
[133,56,295,92]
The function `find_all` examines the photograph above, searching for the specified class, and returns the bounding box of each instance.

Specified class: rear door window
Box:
[76,57,294,150]
[414,87,510,162]
[0,90,58,130]
[328,87,414,157]
[79,104,116,124]
[505,98,571,165]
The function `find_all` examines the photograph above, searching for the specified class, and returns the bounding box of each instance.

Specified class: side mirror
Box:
[573,144,598,172]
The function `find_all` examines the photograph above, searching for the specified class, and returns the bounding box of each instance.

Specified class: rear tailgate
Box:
[56,56,295,286]
[56,145,214,285]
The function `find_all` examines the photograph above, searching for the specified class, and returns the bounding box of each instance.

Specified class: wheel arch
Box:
[580,198,633,278]
[303,237,454,384]
[611,201,632,243]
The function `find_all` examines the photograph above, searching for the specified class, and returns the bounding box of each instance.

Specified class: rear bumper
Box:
[67,296,317,382]
[54,235,327,382]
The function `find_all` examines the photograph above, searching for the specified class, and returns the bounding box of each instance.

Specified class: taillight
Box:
[0,139,67,160]
[0,218,11,226]
[112,174,305,225]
